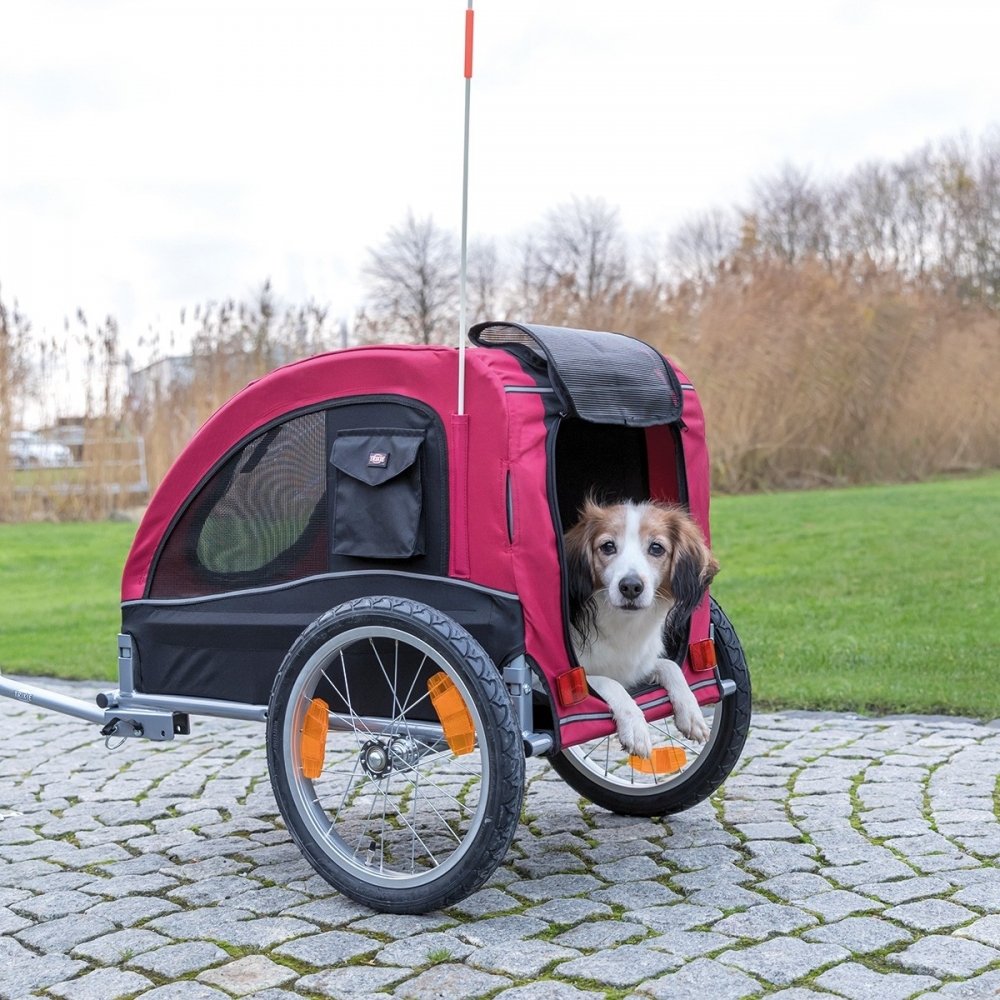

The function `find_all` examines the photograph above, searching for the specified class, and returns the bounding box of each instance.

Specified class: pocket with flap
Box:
[330,430,425,559]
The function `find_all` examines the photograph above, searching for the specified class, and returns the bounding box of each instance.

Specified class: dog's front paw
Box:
[616,707,653,758]
[672,697,711,743]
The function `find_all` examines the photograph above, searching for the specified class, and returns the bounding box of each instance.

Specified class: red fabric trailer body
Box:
[121,324,723,752]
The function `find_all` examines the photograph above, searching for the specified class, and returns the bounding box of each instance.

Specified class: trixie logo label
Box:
[368,452,389,468]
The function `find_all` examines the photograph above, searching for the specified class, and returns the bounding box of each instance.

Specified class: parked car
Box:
[8,431,73,469]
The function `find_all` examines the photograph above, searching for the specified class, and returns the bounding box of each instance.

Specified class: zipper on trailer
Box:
[545,410,581,671]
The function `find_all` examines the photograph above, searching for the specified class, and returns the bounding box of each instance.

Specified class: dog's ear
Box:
[564,515,598,639]
[667,515,719,627]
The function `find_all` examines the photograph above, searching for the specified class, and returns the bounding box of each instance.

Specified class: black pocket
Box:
[330,430,425,558]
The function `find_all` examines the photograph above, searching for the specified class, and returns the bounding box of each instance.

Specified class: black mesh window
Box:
[149,411,328,597]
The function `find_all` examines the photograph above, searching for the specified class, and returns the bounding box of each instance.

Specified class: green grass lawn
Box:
[0,472,997,717]
[710,473,999,718]
[0,521,138,679]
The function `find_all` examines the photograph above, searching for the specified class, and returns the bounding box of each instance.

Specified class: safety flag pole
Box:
[457,0,474,415]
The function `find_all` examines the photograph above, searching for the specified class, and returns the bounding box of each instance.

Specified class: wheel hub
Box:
[360,739,392,779]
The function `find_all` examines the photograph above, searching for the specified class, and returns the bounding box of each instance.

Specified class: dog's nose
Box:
[618,575,644,601]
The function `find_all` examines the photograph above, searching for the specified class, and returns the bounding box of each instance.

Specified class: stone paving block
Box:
[130,984,231,999]
[591,880,682,908]
[803,915,912,953]
[506,873,604,901]
[524,897,612,925]
[0,906,31,934]
[661,845,744,870]
[717,938,849,986]
[10,887,95,919]
[712,903,819,941]
[883,897,977,931]
[15,912,117,953]
[799,888,884,920]
[555,944,682,987]
[643,928,734,959]
[514,851,588,878]
[734,820,803,839]
[375,930,476,967]
[554,919,648,949]
[72,927,173,965]
[284,895,376,926]
[637,957,764,999]
[955,913,1000,948]
[470,939,581,977]
[756,871,833,901]
[814,962,940,1000]
[952,880,1000,909]
[127,941,231,978]
[197,955,297,996]
[0,955,87,1000]
[887,934,1000,977]
[393,962,510,999]
[593,854,666,882]
[855,875,953,903]
[493,984,603,1000]
[352,911,455,938]
[48,968,154,1000]
[586,838,660,864]
[447,886,520,917]
[820,858,915,887]
[452,914,548,945]
[687,883,768,911]
[673,862,754,890]
[934,969,1000,996]
[627,902,724,932]
[84,894,181,927]
[211,915,317,949]
[297,964,405,997]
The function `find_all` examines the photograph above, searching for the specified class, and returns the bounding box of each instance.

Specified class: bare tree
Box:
[531,197,630,325]
[466,238,504,323]
[668,207,739,289]
[752,164,830,265]
[360,212,459,344]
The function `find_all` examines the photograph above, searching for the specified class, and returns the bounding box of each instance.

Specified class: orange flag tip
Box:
[464,8,474,79]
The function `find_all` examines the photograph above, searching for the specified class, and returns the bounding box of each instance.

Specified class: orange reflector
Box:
[689,638,718,672]
[427,672,476,756]
[300,697,329,779]
[556,667,589,707]
[629,745,686,774]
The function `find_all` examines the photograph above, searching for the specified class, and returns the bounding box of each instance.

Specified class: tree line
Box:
[1,128,998,516]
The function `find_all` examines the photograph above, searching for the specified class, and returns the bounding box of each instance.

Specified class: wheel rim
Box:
[560,698,725,796]
[280,625,491,888]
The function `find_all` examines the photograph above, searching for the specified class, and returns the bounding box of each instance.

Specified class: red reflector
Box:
[689,638,717,672]
[556,667,589,706]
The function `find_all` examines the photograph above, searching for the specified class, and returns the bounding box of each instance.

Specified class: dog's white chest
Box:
[573,603,666,688]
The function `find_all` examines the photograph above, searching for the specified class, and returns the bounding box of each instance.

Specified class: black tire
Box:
[266,596,525,914]
[548,598,751,816]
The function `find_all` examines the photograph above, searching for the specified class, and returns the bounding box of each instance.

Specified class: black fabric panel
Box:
[326,400,448,577]
[554,418,651,530]
[470,322,683,425]
[124,575,524,705]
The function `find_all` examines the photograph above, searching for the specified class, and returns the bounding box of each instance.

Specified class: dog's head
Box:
[564,499,719,637]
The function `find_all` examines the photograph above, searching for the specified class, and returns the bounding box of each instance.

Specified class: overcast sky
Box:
[2,0,999,368]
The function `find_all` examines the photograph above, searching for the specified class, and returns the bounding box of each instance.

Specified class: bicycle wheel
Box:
[548,598,751,816]
[266,596,524,913]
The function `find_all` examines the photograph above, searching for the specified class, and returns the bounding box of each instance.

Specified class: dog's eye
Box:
[598,540,617,555]
[648,542,666,557]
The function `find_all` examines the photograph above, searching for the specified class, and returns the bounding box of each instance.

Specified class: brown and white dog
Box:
[564,500,719,758]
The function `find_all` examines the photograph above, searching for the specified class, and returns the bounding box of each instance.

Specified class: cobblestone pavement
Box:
[1,679,1000,999]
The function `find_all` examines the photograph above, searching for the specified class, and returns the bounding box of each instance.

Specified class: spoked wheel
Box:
[266,596,525,914]
[548,599,751,816]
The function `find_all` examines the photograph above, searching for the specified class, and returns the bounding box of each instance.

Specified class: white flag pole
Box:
[458,0,474,415]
